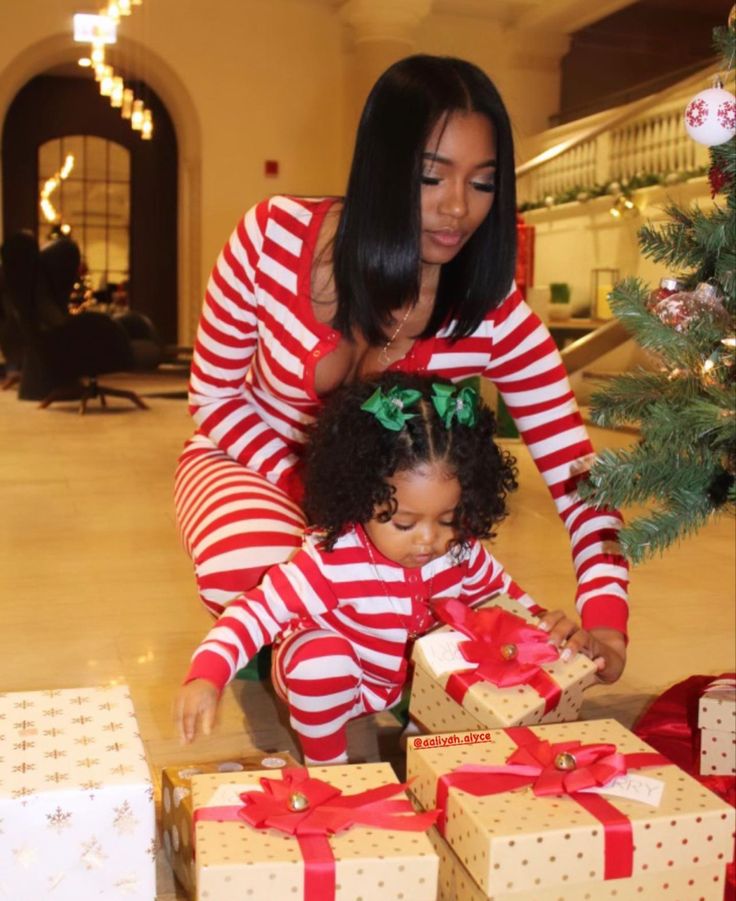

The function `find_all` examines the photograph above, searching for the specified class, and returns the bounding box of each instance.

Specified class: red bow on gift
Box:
[195,767,438,901]
[506,738,627,795]
[434,600,561,712]
[435,726,668,881]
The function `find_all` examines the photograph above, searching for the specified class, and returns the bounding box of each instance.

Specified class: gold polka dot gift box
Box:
[698,677,736,777]
[0,685,156,900]
[190,761,440,900]
[409,595,598,733]
[160,750,298,896]
[406,719,735,900]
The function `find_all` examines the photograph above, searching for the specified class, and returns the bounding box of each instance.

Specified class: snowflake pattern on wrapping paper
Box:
[147,836,160,860]
[115,874,140,895]
[13,740,35,751]
[69,695,90,706]
[12,845,38,869]
[12,762,35,774]
[13,719,37,736]
[98,701,117,711]
[80,837,107,871]
[77,756,101,769]
[113,800,140,836]
[46,806,73,833]
[717,100,736,130]
[686,97,708,127]
[44,748,67,760]
[43,707,64,718]
[74,735,95,746]
[111,763,134,776]
[106,741,126,752]
[45,771,69,784]
[81,779,102,797]
[43,727,64,738]
[72,715,93,726]
[103,721,124,733]
[11,786,35,800]
[41,689,62,697]
[14,699,34,710]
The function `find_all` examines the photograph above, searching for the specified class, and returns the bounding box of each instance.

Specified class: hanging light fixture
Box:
[110,76,124,107]
[141,108,153,140]
[131,99,145,130]
[100,66,115,97]
[121,88,134,119]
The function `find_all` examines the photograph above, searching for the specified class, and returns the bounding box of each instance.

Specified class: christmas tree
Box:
[578,15,736,564]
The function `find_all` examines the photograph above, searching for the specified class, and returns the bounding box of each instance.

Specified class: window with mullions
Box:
[37,135,130,294]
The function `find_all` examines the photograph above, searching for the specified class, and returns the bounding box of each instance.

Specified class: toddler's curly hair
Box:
[303,373,518,551]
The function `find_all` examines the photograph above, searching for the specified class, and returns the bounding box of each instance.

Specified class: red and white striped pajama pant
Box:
[174,436,306,616]
[272,627,404,764]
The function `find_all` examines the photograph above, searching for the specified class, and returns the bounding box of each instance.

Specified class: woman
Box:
[174,55,628,682]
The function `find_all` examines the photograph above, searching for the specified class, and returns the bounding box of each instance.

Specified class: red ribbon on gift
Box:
[434,725,668,880]
[193,767,438,901]
[434,600,562,713]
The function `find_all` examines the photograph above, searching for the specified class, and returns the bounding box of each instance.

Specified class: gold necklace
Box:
[378,306,412,367]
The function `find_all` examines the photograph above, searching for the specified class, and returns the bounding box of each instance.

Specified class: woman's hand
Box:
[537,610,627,684]
[174,679,220,743]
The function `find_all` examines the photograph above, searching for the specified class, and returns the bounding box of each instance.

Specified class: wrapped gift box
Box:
[407,719,735,899]
[428,823,726,900]
[191,762,439,900]
[409,595,598,732]
[0,685,155,900]
[161,749,298,895]
[699,677,736,776]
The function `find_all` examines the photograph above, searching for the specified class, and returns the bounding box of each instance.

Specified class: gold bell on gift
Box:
[288,791,309,811]
[500,643,518,660]
[554,752,577,772]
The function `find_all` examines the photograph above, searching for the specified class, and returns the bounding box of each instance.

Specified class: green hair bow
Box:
[360,386,422,431]
[431,383,479,428]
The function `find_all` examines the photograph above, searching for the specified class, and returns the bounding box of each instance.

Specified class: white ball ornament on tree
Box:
[684,82,736,147]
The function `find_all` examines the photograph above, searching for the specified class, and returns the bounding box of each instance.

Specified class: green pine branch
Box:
[615,495,716,564]
[586,371,699,428]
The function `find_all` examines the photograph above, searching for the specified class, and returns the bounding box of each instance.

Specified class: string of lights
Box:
[73,1,153,140]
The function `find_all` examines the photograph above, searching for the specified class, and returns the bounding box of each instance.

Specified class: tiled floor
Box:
[0,371,733,898]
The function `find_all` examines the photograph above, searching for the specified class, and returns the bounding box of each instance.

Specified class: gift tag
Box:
[580,773,664,807]
[204,781,262,807]
[415,631,477,679]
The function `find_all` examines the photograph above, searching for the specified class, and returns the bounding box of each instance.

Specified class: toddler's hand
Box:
[537,610,627,684]
[174,679,220,743]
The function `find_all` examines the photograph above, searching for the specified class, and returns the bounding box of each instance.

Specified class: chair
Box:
[39,311,149,414]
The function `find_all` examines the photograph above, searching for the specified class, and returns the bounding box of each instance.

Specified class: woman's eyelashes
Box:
[420,174,495,192]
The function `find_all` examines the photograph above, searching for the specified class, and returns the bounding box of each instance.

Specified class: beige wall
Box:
[524,178,712,319]
[0,0,566,342]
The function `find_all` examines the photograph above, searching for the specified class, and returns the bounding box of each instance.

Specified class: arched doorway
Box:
[2,73,178,343]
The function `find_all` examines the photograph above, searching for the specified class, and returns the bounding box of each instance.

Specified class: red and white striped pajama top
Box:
[175,195,628,634]
[185,525,536,699]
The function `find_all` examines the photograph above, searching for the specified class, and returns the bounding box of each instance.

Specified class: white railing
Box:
[516,71,712,207]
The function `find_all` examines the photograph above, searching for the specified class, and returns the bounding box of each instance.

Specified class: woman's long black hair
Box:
[303,373,518,552]
[333,55,517,346]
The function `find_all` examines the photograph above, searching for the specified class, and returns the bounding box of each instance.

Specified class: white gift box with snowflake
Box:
[0,685,156,900]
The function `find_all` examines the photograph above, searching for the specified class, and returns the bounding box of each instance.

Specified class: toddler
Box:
[176,374,571,763]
